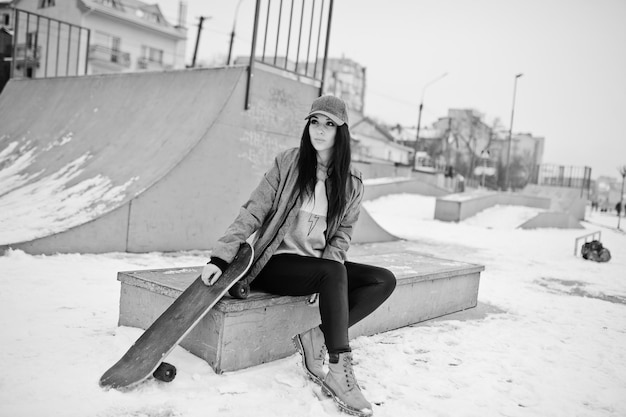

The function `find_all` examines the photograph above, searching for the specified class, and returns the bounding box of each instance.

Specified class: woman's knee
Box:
[379,267,397,297]
[318,260,348,287]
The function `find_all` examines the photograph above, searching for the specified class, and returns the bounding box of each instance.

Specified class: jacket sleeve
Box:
[209,155,282,264]
[322,178,364,263]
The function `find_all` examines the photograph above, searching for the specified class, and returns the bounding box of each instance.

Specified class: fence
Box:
[246,0,334,109]
[10,9,90,79]
[529,164,592,198]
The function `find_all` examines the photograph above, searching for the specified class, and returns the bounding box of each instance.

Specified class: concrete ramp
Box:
[518,212,583,229]
[522,184,587,220]
[0,66,320,254]
[352,207,399,243]
[362,177,449,201]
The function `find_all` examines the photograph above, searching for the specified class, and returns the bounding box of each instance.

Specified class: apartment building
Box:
[323,56,366,113]
[0,0,187,79]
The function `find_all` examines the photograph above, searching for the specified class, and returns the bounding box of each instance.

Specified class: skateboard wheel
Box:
[228,281,250,299]
[153,362,176,382]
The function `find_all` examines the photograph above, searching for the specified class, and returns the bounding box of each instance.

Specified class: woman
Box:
[201,95,396,417]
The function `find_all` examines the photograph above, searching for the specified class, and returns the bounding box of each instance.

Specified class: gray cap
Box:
[305,95,348,126]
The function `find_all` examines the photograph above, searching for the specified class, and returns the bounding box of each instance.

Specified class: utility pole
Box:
[504,73,523,191]
[227,0,245,65]
[191,16,210,68]
[413,72,447,169]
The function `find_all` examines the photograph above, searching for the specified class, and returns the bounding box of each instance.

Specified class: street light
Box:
[227,0,245,65]
[504,73,523,191]
[413,72,448,168]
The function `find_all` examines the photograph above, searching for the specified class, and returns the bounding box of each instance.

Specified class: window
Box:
[38,0,55,8]
[148,48,163,64]
[144,13,161,24]
[26,32,38,49]
[142,46,163,64]
[98,0,122,8]
[2,13,10,26]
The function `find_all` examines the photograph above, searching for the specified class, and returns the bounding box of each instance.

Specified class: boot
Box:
[292,326,326,385]
[322,352,373,417]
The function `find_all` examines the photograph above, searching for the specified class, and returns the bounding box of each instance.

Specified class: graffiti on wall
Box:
[238,87,305,175]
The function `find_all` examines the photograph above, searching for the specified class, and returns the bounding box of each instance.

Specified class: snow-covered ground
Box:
[1,195,624,417]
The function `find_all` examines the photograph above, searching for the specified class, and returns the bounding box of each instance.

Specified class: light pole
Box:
[413,72,448,168]
[227,0,245,65]
[504,73,523,191]
[618,165,626,230]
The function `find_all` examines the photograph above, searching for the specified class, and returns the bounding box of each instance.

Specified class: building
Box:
[350,113,413,166]
[509,132,545,171]
[0,26,10,90]
[389,108,545,189]
[323,56,366,113]
[0,0,187,79]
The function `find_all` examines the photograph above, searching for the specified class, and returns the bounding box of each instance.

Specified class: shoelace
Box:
[342,354,360,390]
[316,345,327,362]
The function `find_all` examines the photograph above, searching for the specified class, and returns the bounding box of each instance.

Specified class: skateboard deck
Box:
[100,242,254,390]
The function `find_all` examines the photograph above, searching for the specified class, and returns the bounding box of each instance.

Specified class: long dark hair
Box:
[296,121,352,224]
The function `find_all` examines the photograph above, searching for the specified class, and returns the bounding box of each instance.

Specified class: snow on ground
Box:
[1,195,625,417]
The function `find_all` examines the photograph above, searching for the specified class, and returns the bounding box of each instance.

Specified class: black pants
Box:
[252,254,396,354]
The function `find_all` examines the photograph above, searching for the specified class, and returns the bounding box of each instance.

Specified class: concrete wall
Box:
[434,191,551,222]
[363,178,449,201]
[353,160,412,179]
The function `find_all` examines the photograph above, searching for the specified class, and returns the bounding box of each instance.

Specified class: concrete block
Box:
[117,251,484,373]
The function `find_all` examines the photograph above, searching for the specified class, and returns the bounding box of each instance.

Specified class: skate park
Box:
[2,1,625,416]
[0,0,596,374]
[0,1,591,255]
[0,58,592,373]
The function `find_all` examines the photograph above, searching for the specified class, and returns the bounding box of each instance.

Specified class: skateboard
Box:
[100,242,254,390]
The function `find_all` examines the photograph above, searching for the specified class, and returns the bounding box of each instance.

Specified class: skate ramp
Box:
[522,184,587,220]
[518,212,583,229]
[362,177,449,201]
[0,66,320,254]
[352,176,447,243]
[352,207,399,243]
[434,189,583,229]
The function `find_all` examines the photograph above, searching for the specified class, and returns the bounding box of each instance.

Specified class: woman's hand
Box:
[201,264,222,286]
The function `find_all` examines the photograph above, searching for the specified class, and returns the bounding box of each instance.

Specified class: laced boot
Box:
[292,326,326,385]
[322,352,373,417]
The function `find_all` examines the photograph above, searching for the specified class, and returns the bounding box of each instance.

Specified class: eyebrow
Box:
[311,115,331,122]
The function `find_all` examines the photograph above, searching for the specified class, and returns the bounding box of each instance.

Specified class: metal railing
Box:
[10,9,90,78]
[529,164,592,198]
[245,0,334,109]
[574,231,601,256]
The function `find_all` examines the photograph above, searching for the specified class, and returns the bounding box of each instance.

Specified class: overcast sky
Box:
[158,0,626,180]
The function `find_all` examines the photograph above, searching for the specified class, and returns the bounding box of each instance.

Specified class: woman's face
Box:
[308,114,337,159]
